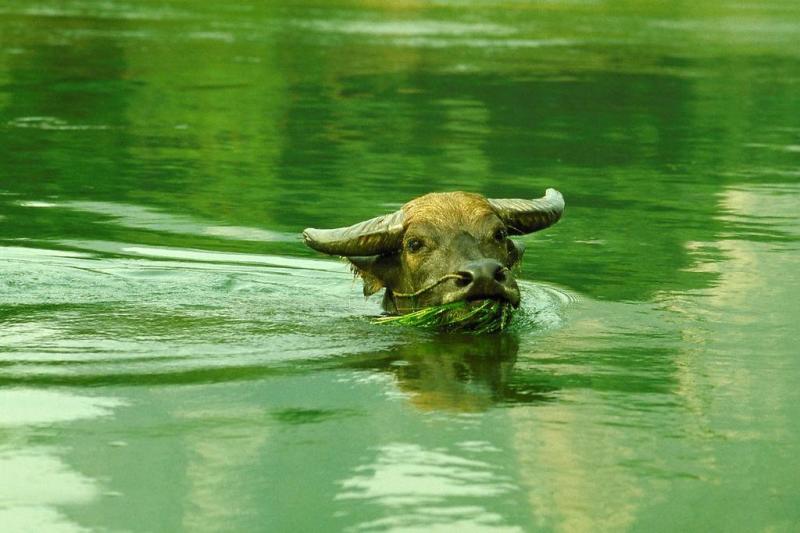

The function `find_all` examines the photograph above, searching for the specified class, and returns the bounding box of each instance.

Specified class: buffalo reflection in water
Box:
[345,333,557,412]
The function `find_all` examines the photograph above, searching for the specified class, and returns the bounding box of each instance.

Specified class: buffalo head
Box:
[303,188,564,316]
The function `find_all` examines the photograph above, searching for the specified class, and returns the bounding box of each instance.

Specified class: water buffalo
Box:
[303,188,564,318]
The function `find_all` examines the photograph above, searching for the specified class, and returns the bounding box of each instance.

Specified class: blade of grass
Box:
[375,300,513,333]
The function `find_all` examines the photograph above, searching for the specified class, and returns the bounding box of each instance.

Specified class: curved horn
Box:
[303,210,405,256]
[488,188,565,235]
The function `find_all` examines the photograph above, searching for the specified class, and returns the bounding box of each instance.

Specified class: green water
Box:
[1,0,799,531]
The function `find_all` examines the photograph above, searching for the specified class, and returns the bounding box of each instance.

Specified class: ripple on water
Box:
[24,200,299,243]
[2,3,193,21]
[0,242,396,385]
[290,17,579,50]
[294,19,516,37]
[6,117,112,131]
[0,240,571,387]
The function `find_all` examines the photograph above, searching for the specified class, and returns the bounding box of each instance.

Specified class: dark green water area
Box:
[1,1,799,531]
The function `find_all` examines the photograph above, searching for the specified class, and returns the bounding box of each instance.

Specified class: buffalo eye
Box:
[493,228,507,243]
[406,238,424,253]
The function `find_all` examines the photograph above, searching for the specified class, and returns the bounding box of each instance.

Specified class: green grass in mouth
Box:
[374,300,513,333]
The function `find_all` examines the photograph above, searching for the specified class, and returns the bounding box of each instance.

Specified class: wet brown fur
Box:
[344,192,522,313]
[305,188,563,315]
[402,192,495,231]
[351,192,502,298]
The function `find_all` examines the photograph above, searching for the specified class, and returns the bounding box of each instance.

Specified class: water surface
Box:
[1,0,799,531]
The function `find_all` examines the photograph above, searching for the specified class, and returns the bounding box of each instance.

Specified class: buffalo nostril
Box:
[454,261,507,289]
[454,271,473,287]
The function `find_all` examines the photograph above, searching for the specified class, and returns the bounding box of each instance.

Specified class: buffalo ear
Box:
[347,254,401,297]
[507,239,526,267]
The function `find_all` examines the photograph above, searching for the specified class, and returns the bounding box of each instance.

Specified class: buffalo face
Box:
[382,199,524,312]
[303,189,564,316]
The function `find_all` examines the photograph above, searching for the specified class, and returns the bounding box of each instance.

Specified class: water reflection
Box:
[0,389,124,532]
[502,183,800,532]
[337,442,521,532]
[348,333,556,412]
[176,404,269,533]
[56,200,296,242]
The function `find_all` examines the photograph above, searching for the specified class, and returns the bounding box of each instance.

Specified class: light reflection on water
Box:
[0,390,124,532]
[337,442,521,532]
